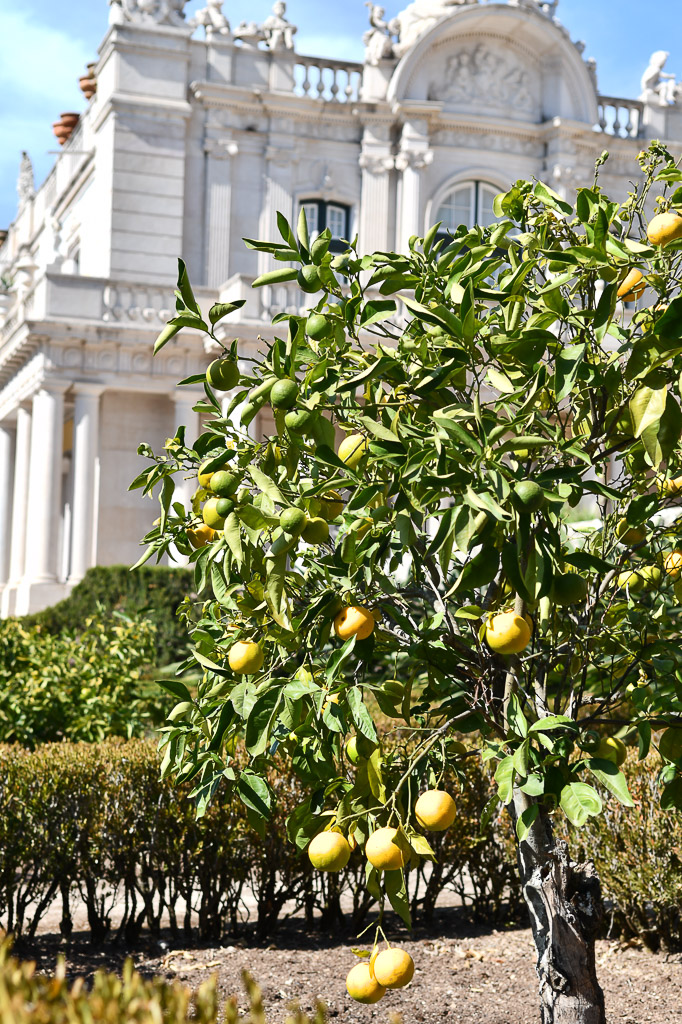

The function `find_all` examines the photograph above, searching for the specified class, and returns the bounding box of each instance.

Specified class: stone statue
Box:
[191,0,230,39]
[395,0,476,54]
[640,51,680,107]
[17,152,35,205]
[108,0,188,28]
[234,20,266,46]
[262,2,297,51]
[363,3,399,64]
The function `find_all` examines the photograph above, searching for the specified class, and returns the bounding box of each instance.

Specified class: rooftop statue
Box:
[262,2,297,51]
[190,0,230,39]
[640,51,680,106]
[363,3,399,65]
[108,0,188,27]
[395,0,477,55]
[17,152,35,206]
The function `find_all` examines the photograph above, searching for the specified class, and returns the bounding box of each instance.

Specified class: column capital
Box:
[71,381,106,398]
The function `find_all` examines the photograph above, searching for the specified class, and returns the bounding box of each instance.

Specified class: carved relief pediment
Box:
[427,40,541,120]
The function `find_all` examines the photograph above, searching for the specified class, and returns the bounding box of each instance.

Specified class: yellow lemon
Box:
[617,269,645,302]
[647,211,682,247]
[616,519,647,545]
[338,434,369,469]
[664,550,682,579]
[187,524,215,549]
[308,832,351,872]
[597,736,627,767]
[202,497,226,530]
[228,641,264,675]
[415,790,456,832]
[372,949,415,990]
[334,605,375,641]
[485,613,531,655]
[346,963,386,1004]
[661,476,682,496]
[319,490,344,520]
[365,827,407,871]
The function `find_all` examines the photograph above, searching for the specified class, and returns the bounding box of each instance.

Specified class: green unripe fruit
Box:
[301,517,329,545]
[216,498,235,517]
[616,519,647,545]
[346,734,377,764]
[285,408,317,436]
[659,727,682,762]
[210,470,241,497]
[617,569,645,593]
[202,498,226,530]
[513,480,546,514]
[552,573,588,606]
[330,254,350,272]
[306,313,329,340]
[639,564,662,589]
[298,265,322,293]
[280,507,308,536]
[597,736,627,766]
[206,358,240,391]
[270,379,299,409]
[577,730,601,754]
[381,679,404,704]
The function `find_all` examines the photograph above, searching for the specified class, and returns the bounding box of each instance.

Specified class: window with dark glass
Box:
[299,200,350,253]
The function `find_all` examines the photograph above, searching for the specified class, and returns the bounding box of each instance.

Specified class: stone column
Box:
[0,423,15,589]
[204,137,239,288]
[1,405,32,616]
[67,384,102,586]
[258,144,297,318]
[359,153,395,253]
[396,120,432,254]
[15,385,67,613]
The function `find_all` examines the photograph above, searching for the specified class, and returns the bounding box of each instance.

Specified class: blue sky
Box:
[0,0,680,228]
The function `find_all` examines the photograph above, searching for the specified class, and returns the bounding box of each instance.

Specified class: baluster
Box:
[612,106,621,136]
[330,68,339,102]
[302,63,311,96]
[598,103,607,132]
[345,71,354,103]
[625,105,634,138]
[316,66,325,99]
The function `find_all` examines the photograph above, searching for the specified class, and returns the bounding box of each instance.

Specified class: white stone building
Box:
[0,0,681,615]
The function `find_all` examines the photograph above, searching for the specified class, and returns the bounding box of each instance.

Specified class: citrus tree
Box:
[133,141,682,1024]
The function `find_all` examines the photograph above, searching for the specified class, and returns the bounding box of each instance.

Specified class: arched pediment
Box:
[388,3,599,126]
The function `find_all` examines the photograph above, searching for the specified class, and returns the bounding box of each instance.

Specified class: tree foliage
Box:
[135,141,682,933]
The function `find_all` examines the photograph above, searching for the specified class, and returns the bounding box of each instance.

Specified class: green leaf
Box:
[529,715,578,733]
[237,770,273,819]
[346,687,378,743]
[494,756,515,804]
[367,748,386,803]
[157,677,193,703]
[385,868,411,928]
[252,268,299,288]
[154,322,182,355]
[585,758,635,807]
[534,182,573,215]
[507,694,529,738]
[555,344,586,402]
[223,512,244,568]
[512,739,530,777]
[264,553,290,629]
[177,258,201,315]
[360,300,397,327]
[516,803,539,842]
[560,781,602,826]
[209,300,246,325]
[630,385,667,438]
[245,688,282,757]
[248,465,287,506]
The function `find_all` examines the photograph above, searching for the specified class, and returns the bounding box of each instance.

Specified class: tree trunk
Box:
[513,795,606,1024]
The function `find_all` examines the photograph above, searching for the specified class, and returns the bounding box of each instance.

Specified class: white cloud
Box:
[0,6,90,226]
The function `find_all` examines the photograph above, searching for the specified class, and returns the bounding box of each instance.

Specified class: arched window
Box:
[436,181,499,235]
[299,200,350,253]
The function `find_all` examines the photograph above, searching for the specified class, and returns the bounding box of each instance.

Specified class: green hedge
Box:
[0,617,164,746]
[22,565,193,665]
[0,942,327,1024]
[0,739,518,944]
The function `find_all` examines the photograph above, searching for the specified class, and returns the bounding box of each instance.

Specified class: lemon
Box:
[512,480,546,513]
[298,265,322,293]
[372,949,415,989]
[319,490,344,520]
[285,408,316,436]
[485,613,531,655]
[346,963,386,1004]
[664,550,682,579]
[346,734,377,764]
[187,524,215,549]
[334,605,375,641]
[306,313,329,339]
[617,269,645,302]
[647,211,682,247]
[616,519,647,545]
[307,831,351,872]
[365,827,407,871]
[381,679,404,704]
[280,507,307,536]
[415,790,456,832]
[597,736,627,766]
[228,641,264,675]
[617,569,645,593]
[338,434,369,469]
[302,517,329,545]
[207,358,240,391]
[270,379,299,409]
[662,476,682,496]
[659,727,682,762]
[203,497,226,530]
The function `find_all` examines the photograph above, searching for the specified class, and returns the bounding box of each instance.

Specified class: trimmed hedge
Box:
[0,739,518,944]
[22,565,193,665]
[0,942,327,1024]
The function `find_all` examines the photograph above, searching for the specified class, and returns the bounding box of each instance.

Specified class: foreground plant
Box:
[134,141,682,1024]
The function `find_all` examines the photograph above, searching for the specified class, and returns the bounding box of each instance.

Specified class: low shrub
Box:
[0,739,516,944]
[0,618,162,746]
[22,565,193,665]
[0,941,329,1024]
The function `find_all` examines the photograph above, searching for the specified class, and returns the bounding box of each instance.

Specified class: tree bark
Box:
[513,794,606,1024]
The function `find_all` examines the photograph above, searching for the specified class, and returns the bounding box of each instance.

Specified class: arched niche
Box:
[388,3,599,126]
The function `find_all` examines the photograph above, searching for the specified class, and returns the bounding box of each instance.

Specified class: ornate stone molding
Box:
[205,137,240,158]
[359,152,395,174]
[108,0,189,29]
[395,149,433,172]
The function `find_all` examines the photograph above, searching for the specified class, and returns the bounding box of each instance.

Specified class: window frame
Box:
[299,199,351,253]
[434,180,501,240]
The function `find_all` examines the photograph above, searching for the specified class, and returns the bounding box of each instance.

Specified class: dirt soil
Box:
[17,910,682,1023]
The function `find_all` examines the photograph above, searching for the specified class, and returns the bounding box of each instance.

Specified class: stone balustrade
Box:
[596,96,644,138]
[293,55,363,104]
